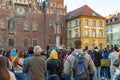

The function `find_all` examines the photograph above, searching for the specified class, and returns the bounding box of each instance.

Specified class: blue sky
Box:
[64,0,120,16]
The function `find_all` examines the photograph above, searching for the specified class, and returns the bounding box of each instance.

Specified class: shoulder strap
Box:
[71,51,78,58]
[72,51,86,58]
[81,51,86,57]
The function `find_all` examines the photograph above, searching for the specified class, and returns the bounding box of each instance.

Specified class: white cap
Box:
[33,45,42,53]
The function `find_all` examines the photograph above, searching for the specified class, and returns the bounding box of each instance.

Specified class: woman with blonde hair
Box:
[47,50,62,80]
[0,57,16,80]
[12,51,25,80]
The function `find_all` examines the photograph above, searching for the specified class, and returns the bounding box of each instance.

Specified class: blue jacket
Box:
[102,52,109,59]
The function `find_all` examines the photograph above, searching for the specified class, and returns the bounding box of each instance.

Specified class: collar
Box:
[33,54,41,57]
[74,49,83,55]
[74,49,83,52]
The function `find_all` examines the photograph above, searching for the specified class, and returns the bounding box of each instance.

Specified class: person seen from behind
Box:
[23,45,46,80]
[93,47,102,80]
[12,51,25,80]
[47,50,62,80]
[64,40,96,80]
[0,48,12,70]
[23,47,34,80]
[0,57,16,80]
[113,54,120,80]
[109,47,120,80]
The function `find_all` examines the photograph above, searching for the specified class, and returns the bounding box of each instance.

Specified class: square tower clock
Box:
[15,3,28,18]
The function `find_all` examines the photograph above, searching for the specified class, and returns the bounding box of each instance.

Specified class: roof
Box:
[67,5,104,20]
[105,14,116,19]
[107,13,120,25]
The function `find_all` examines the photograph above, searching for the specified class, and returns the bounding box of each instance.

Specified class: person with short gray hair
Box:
[23,45,46,80]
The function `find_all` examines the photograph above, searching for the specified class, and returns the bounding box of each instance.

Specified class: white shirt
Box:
[109,51,120,66]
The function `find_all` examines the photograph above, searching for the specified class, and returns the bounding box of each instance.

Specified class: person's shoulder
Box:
[8,71,16,80]
[84,52,91,58]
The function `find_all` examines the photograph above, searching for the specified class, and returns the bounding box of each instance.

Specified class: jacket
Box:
[23,54,46,80]
[47,50,62,76]
[47,59,62,76]
[23,54,33,80]
[93,49,102,67]
[64,49,96,79]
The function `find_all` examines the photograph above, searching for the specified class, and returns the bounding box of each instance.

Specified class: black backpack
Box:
[72,52,89,80]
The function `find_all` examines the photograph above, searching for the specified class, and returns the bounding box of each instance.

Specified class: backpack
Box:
[72,52,89,80]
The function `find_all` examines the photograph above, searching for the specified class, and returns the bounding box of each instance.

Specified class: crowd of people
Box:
[0,40,120,80]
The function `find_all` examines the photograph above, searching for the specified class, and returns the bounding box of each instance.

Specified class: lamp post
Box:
[54,0,61,48]
[43,0,47,49]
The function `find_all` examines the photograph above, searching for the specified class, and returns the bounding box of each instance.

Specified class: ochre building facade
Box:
[67,5,106,49]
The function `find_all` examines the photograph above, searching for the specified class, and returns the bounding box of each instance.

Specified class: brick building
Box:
[0,0,67,50]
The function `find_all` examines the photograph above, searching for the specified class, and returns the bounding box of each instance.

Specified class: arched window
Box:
[23,20,30,31]
[0,18,5,30]
[32,22,38,32]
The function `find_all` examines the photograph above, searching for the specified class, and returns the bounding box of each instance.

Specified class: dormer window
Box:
[68,13,74,19]
[112,18,115,22]
[91,13,96,16]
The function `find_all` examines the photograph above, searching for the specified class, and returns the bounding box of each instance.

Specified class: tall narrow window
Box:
[92,31,96,37]
[99,21,102,27]
[23,20,30,31]
[75,20,78,26]
[0,18,5,30]
[49,20,53,27]
[9,39,14,46]
[99,31,103,38]
[111,26,112,32]
[85,31,89,37]
[23,39,28,46]
[92,20,96,27]
[75,29,79,37]
[32,22,38,32]
[93,43,95,48]
[100,43,102,49]
[107,34,109,41]
[110,33,113,40]
[33,39,38,46]
[69,30,72,38]
[60,21,63,27]
[85,19,88,26]
[69,22,71,28]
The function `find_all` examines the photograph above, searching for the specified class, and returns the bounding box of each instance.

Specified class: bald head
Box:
[34,46,42,55]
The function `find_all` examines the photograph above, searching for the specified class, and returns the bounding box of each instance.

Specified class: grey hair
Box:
[33,45,42,53]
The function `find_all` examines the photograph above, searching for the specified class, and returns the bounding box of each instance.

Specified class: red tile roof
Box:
[67,5,104,20]
[107,13,120,25]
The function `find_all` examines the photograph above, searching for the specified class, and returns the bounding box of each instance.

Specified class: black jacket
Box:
[47,59,62,76]
[93,50,102,67]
